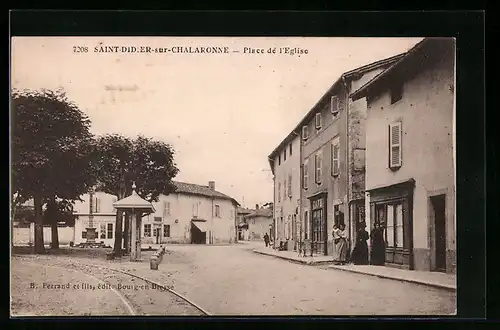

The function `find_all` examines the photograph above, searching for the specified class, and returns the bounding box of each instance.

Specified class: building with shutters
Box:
[73,180,240,246]
[291,54,405,257]
[268,131,301,251]
[244,206,273,241]
[350,37,456,273]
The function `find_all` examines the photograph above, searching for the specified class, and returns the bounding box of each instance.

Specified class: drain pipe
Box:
[341,75,352,251]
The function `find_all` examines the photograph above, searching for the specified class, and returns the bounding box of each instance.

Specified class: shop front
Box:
[367,179,415,270]
[308,192,328,256]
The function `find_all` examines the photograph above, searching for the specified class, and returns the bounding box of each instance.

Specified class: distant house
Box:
[244,206,273,241]
[350,37,456,273]
[236,207,254,241]
[73,180,240,246]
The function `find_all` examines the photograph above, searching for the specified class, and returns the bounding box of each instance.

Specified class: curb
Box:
[252,250,332,266]
[252,250,456,292]
[327,266,456,292]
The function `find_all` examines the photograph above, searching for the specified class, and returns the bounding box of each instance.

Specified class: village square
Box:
[11,37,456,316]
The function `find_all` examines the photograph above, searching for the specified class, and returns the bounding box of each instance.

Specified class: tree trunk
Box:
[51,221,60,249]
[33,194,45,254]
[123,212,130,254]
[113,209,123,257]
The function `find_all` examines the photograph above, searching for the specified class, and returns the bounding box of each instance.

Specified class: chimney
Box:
[255,204,259,210]
[208,181,215,190]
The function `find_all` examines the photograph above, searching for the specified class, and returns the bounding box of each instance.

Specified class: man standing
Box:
[264,232,270,247]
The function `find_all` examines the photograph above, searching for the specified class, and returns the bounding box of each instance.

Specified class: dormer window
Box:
[331,96,340,117]
[315,113,322,130]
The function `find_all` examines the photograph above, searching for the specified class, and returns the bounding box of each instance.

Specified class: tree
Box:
[11,88,96,253]
[93,134,179,257]
[43,198,76,249]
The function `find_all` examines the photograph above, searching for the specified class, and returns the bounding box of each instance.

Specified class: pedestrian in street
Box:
[333,223,348,265]
[264,233,270,247]
[351,223,369,265]
[370,222,386,266]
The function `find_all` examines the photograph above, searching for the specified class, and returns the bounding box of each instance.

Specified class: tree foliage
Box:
[93,134,179,202]
[11,88,96,253]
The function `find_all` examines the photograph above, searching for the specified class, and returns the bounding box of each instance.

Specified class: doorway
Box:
[431,194,447,272]
[191,222,206,244]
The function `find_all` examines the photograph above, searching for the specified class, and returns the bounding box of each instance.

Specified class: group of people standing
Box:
[332,222,386,266]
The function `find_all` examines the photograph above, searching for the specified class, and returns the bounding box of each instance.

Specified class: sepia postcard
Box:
[10,36,457,317]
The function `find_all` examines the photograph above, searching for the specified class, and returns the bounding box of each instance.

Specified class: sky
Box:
[11,37,423,208]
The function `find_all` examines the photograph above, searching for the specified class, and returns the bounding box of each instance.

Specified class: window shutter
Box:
[303,162,309,189]
[331,96,339,115]
[315,153,322,183]
[288,174,292,197]
[315,113,322,129]
[278,182,281,201]
[389,122,402,168]
[302,125,309,140]
[95,198,100,213]
[332,143,339,175]
[284,179,287,198]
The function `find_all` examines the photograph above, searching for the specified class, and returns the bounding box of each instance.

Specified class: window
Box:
[288,174,292,198]
[303,160,309,189]
[154,216,162,222]
[107,223,113,239]
[283,149,287,161]
[389,122,402,168]
[315,113,322,129]
[100,223,106,239]
[289,143,292,156]
[144,224,151,237]
[163,224,170,238]
[215,205,220,217]
[192,203,199,217]
[278,154,281,165]
[331,138,340,176]
[331,96,340,117]
[302,125,309,140]
[381,202,404,248]
[82,231,87,239]
[314,152,322,184]
[278,182,281,201]
[390,82,403,104]
[163,201,170,216]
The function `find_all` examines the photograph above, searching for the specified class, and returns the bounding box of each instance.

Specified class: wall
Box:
[13,225,75,246]
[300,87,347,255]
[247,215,273,240]
[273,135,301,241]
[365,46,455,272]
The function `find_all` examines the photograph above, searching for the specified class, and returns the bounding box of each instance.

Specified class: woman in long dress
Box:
[351,223,369,265]
[370,223,386,266]
[333,224,348,265]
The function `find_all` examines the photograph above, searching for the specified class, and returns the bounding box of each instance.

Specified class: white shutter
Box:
[332,142,339,175]
[331,96,339,115]
[302,125,309,140]
[95,198,100,213]
[389,122,402,168]
[315,153,322,183]
[315,113,322,129]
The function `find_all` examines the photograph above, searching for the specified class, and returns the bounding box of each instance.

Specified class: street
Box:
[11,242,455,316]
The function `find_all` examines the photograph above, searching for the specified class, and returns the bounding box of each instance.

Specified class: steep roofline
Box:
[350,38,439,100]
